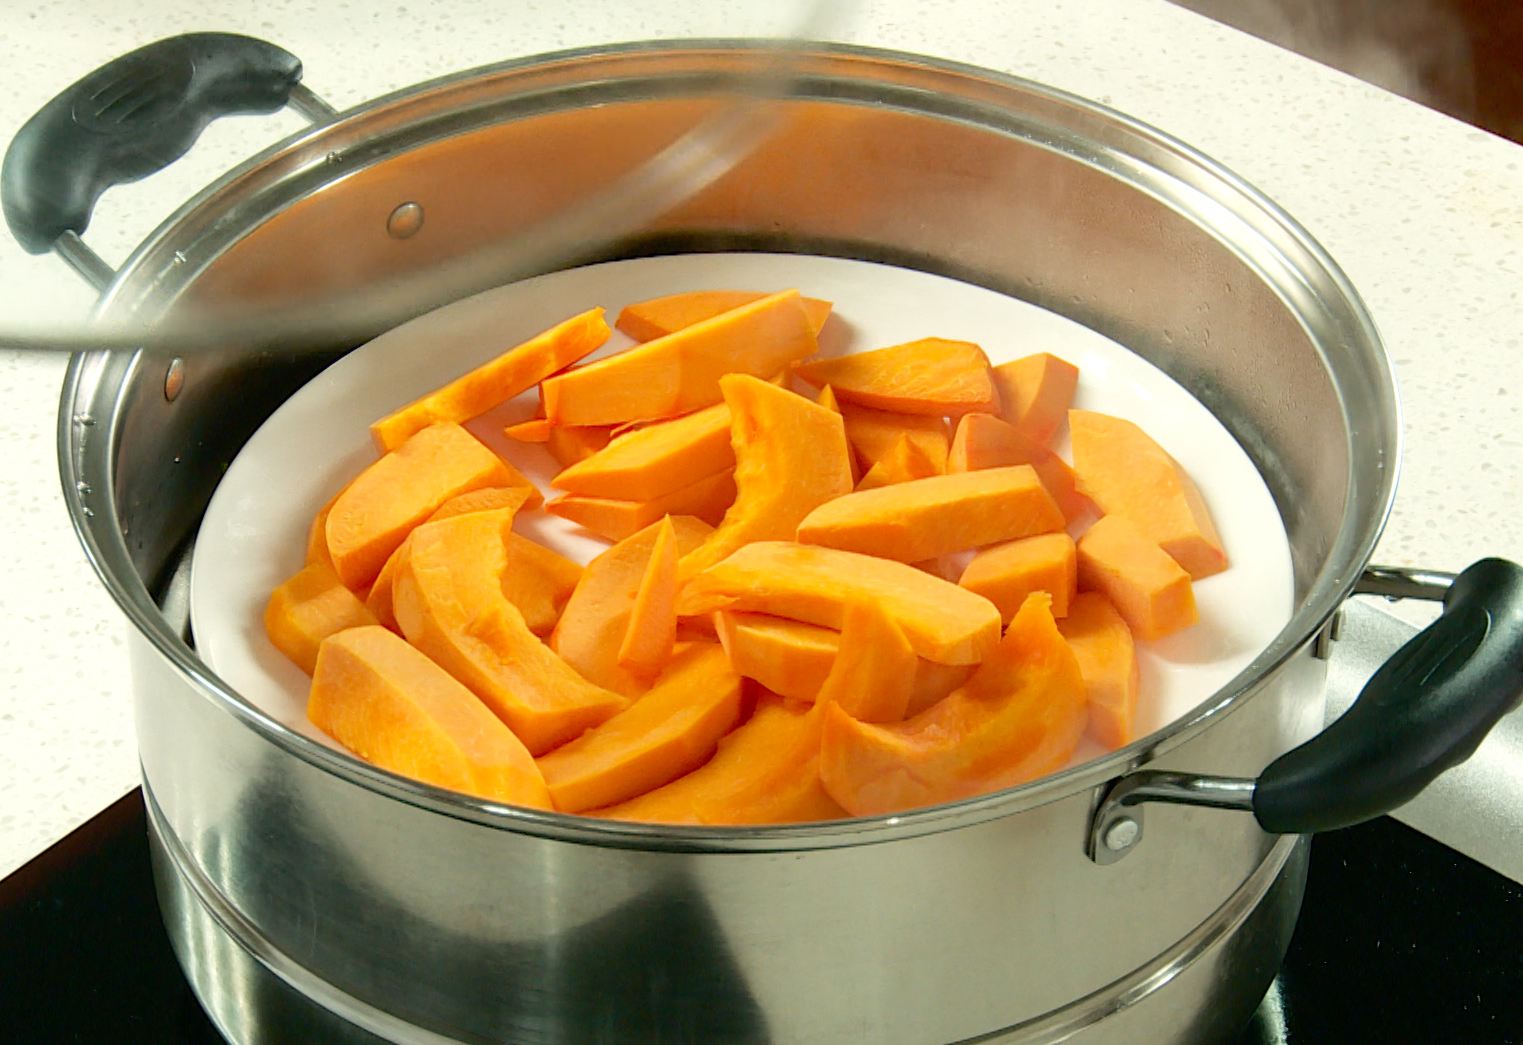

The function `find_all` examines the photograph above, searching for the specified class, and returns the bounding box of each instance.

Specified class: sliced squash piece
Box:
[796,465,1065,563]
[991,353,1079,446]
[947,412,1093,524]
[545,424,616,468]
[1058,592,1140,750]
[958,532,1078,623]
[503,418,552,443]
[370,308,609,452]
[838,401,949,475]
[794,338,999,417]
[677,541,1001,666]
[816,600,917,724]
[616,517,680,680]
[677,374,854,581]
[818,593,1088,816]
[551,516,715,697]
[854,433,942,491]
[392,509,629,755]
[536,643,745,813]
[265,560,380,675]
[1076,514,1198,642]
[326,422,514,591]
[309,626,551,807]
[615,290,832,341]
[542,290,818,425]
[598,694,847,825]
[1069,410,1228,579]
[547,469,736,543]
[551,401,734,501]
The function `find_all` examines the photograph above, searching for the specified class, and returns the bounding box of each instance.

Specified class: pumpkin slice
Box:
[991,353,1079,446]
[266,560,380,675]
[392,509,629,754]
[677,374,854,581]
[536,643,745,813]
[854,433,942,491]
[1076,514,1198,642]
[500,535,584,638]
[542,290,818,425]
[815,385,860,483]
[714,611,973,712]
[615,290,833,341]
[1069,410,1228,579]
[818,592,1088,816]
[365,486,537,631]
[370,308,609,452]
[794,338,999,417]
[309,626,551,808]
[1059,592,1140,750]
[305,487,348,569]
[958,532,1078,623]
[547,468,736,543]
[838,401,949,475]
[598,693,848,825]
[677,542,1001,666]
[545,424,616,468]
[326,422,514,591]
[551,516,715,697]
[503,418,552,443]
[817,600,917,724]
[616,517,680,679]
[947,413,1093,524]
[796,465,1065,563]
[551,401,734,501]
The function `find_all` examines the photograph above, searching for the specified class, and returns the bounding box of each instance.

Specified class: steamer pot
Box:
[7,34,1522,1045]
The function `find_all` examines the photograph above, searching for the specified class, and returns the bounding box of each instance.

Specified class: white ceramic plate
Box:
[191,253,1294,768]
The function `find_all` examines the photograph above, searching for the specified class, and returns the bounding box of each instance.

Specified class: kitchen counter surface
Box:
[1,0,1520,879]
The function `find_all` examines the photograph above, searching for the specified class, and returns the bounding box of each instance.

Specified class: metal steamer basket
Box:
[8,35,1522,1045]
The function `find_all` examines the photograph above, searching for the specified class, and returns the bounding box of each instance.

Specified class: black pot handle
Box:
[1253,557,1523,833]
[2,32,319,267]
[1089,558,1523,862]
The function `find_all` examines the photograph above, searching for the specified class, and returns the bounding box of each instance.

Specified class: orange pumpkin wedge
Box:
[794,338,999,417]
[1075,514,1198,642]
[615,290,833,341]
[1058,592,1140,750]
[818,592,1088,817]
[1069,410,1228,579]
[547,469,736,543]
[536,642,745,813]
[947,412,1093,524]
[714,611,972,712]
[816,384,861,484]
[796,465,1065,563]
[958,532,1078,623]
[309,626,551,808]
[551,516,715,697]
[838,401,949,475]
[502,418,552,443]
[854,433,941,491]
[391,509,629,755]
[326,422,515,591]
[370,307,609,452]
[551,401,734,501]
[616,516,680,679]
[542,290,818,425]
[816,600,917,724]
[677,542,1001,666]
[677,374,854,582]
[365,486,537,630]
[991,353,1079,446]
[265,560,380,675]
[598,693,848,825]
[544,424,616,468]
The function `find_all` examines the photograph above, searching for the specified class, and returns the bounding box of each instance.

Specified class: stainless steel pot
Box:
[8,34,1522,1045]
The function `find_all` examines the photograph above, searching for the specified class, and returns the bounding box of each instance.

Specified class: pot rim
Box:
[60,38,1399,851]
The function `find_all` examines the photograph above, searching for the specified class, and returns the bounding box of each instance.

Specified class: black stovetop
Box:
[2,791,1520,1044]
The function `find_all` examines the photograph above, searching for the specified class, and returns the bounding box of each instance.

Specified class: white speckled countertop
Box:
[1,0,1520,878]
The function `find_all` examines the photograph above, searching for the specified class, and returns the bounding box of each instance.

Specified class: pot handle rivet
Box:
[164,357,185,401]
[1103,817,1140,852]
[387,202,425,240]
